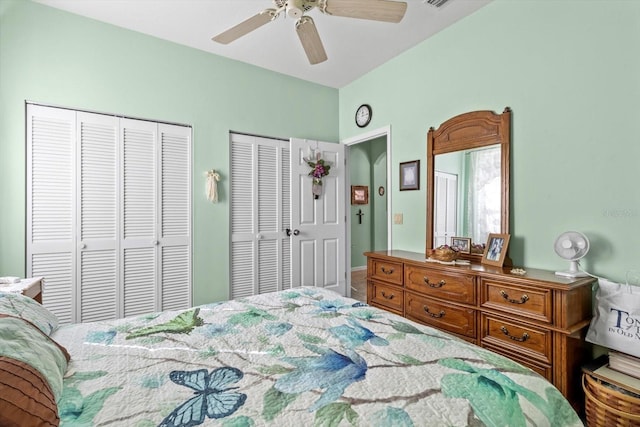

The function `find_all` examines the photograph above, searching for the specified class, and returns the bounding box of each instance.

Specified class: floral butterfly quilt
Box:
[52,287,582,426]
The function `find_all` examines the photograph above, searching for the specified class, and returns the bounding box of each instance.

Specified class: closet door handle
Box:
[285,228,300,236]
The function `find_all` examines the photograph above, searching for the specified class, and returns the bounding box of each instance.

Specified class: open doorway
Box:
[343,126,392,300]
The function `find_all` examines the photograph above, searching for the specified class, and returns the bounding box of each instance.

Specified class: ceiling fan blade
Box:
[212,9,277,44]
[322,0,407,23]
[296,16,328,65]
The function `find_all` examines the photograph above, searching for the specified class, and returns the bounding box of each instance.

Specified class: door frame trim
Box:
[342,125,392,297]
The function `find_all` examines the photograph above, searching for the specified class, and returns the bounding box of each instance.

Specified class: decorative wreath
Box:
[305,157,331,199]
[306,158,331,183]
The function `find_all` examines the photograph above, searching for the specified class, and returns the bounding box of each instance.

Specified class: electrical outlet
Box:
[393,213,403,224]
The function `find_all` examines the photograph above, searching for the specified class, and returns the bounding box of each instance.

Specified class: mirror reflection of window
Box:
[465,146,501,245]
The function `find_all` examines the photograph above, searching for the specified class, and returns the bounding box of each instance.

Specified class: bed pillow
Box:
[0,291,59,335]
[0,315,70,427]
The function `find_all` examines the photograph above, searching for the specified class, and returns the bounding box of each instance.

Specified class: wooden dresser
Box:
[365,250,594,412]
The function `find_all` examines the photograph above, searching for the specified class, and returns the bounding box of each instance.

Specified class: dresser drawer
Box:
[482,344,553,381]
[405,266,476,304]
[481,279,552,323]
[368,280,403,314]
[369,258,403,285]
[405,292,476,338]
[481,314,552,364]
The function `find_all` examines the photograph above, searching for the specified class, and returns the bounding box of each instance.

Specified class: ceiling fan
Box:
[212,0,408,65]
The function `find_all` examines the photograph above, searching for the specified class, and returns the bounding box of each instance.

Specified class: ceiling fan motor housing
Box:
[281,0,317,18]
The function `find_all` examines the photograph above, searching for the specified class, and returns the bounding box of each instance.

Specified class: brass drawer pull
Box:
[500,326,529,342]
[380,291,394,300]
[424,277,446,288]
[500,290,529,304]
[423,306,445,318]
[381,267,395,275]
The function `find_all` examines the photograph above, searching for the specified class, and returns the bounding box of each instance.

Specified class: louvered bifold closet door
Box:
[230,134,290,298]
[120,118,158,317]
[77,112,119,322]
[27,105,76,324]
[158,124,191,311]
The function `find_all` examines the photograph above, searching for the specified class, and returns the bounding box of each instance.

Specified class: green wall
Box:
[349,144,371,268]
[0,0,338,305]
[339,0,640,283]
[348,137,387,269]
[370,137,387,252]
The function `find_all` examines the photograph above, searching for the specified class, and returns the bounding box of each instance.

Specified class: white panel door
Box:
[290,139,346,295]
[76,112,119,322]
[27,105,76,324]
[434,171,458,247]
[230,133,290,299]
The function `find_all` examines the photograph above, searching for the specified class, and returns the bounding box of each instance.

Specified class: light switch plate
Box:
[394,213,403,224]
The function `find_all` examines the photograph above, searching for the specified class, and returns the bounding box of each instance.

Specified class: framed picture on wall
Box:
[399,160,420,191]
[351,185,369,205]
[481,233,511,267]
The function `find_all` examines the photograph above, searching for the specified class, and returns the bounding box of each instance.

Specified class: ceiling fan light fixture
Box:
[288,7,303,18]
[286,0,305,18]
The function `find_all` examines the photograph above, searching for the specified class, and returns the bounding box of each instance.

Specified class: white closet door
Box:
[27,105,76,324]
[120,118,158,317]
[230,133,290,298]
[28,106,192,323]
[77,112,119,322]
[434,171,458,247]
[158,123,191,310]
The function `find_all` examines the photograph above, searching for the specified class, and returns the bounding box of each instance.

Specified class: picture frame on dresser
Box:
[451,237,471,254]
[482,233,510,267]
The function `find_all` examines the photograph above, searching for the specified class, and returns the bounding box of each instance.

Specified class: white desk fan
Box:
[554,231,590,278]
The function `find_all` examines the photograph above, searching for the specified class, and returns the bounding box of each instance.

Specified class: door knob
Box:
[285,228,300,236]
[80,243,86,249]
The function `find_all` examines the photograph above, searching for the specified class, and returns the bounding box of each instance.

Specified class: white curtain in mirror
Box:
[466,146,501,245]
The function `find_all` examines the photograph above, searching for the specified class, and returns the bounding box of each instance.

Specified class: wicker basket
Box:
[583,372,640,426]
[430,246,459,262]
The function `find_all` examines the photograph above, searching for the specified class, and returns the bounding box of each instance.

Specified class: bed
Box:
[1,287,582,426]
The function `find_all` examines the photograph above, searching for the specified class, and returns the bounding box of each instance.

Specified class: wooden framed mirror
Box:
[426,107,511,261]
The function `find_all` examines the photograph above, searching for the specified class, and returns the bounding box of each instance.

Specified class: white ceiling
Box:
[34,0,491,88]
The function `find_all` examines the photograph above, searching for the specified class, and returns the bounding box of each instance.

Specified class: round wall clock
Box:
[355,104,372,128]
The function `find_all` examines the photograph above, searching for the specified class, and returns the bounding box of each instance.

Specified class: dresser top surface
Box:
[365,250,595,289]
